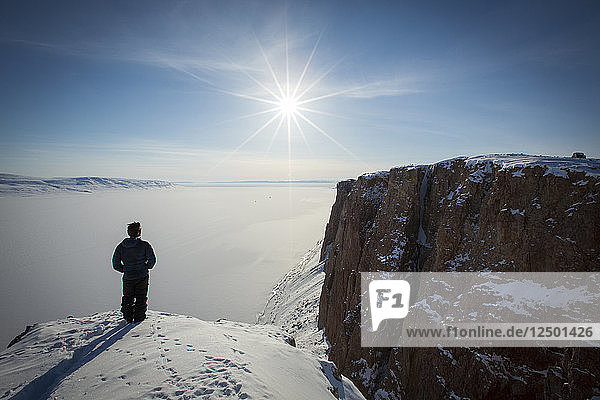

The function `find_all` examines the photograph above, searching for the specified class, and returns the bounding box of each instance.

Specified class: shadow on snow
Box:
[10,322,136,400]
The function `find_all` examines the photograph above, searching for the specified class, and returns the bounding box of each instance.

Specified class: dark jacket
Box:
[112,237,156,280]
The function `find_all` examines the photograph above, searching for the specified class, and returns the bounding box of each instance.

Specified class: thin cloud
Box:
[4,33,425,102]
[134,51,263,75]
[5,39,62,50]
[2,38,89,58]
[342,80,423,99]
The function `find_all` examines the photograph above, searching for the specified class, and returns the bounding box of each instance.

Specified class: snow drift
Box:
[0,309,364,399]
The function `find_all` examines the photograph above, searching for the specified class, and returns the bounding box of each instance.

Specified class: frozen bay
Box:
[0,184,336,347]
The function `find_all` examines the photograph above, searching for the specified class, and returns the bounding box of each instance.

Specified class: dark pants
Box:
[121,275,149,322]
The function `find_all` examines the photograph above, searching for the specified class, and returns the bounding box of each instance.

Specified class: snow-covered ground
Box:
[0,174,174,196]
[437,153,600,178]
[0,185,335,349]
[0,243,365,399]
[258,241,329,358]
[0,309,364,399]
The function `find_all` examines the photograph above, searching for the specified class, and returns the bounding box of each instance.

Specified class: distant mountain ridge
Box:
[0,174,174,195]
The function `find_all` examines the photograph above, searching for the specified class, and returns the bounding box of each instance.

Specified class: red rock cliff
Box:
[318,155,600,399]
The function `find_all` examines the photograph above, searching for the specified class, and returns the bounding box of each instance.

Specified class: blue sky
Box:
[1,0,599,181]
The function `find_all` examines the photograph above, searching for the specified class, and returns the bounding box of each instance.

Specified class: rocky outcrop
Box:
[6,325,33,349]
[318,155,600,399]
[320,179,356,261]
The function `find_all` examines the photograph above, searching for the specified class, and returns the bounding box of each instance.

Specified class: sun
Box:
[278,96,299,117]
[174,28,367,178]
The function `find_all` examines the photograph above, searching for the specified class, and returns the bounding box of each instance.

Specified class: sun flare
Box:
[278,96,299,117]
[180,28,366,178]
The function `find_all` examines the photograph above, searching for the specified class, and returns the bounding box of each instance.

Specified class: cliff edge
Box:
[317,154,600,399]
[0,310,365,400]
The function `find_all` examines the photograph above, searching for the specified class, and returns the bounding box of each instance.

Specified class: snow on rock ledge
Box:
[258,241,366,399]
[0,310,363,399]
[258,241,328,357]
[450,153,600,178]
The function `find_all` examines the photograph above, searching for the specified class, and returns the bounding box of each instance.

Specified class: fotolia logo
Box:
[369,280,411,331]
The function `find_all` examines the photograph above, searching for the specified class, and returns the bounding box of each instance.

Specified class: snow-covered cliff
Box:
[317,154,600,399]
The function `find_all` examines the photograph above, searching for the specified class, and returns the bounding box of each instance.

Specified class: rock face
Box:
[318,155,600,399]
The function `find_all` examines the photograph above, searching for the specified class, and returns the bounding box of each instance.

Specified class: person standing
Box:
[112,221,156,323]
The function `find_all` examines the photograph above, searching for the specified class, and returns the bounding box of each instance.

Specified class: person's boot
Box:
[121,304,134,323]
[133,296,147,323]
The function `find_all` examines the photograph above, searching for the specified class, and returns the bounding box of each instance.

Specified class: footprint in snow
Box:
[194,388,214,395]
[96,374,108,382]
[223,333,238,341]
